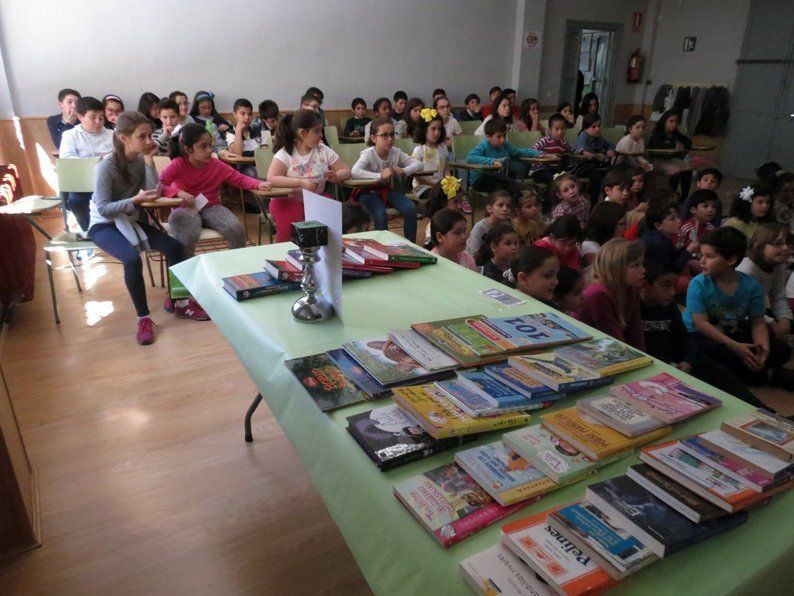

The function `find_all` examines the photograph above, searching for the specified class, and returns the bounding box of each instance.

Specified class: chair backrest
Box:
[451,135,482,161]
[55,158,99,193]
[153,156,171,176]
[601,126,625,146]
[507,131,542,148]
[459,120,480,135]
[393,137,416,156]
[565,127,580,146]
[254,147,275,178]
[324,125,339,146]
[332,143,365,170]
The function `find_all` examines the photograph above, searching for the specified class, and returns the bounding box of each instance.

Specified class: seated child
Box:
[647,109,692,197]
[466,119,540,200]
[364,98,405,139]
[412,112,450,201]
[684,227,794,402]
[575,238,646,349]
[601,165,631,207]
[423,176,462,246]
[723,183,774,241]
[535,214,582,271]
[457,94,482,122]
[737,223,793,340]
[615,115,653,172]
[581,201,627,276]
[257,100,280,148]
[102,94,124,130]
[480,86,502,118]
[226,98,265,159]
[392,91,407,120]
[351,117,420,242]
[403,98,425,140]
[624,186,678,241]
[530,114,585,192]
[267,109,350,242]
[189,91,231,148]
[137,92,161,129]
[504,245,560,304]
[557,102,575,128]
[59,96,114,232]
[466,190,512,255]
[342,201,372,234]
[625,165,649,221]
[168,91,194,127]
[518,98,546,135]
[434,95,462,138]
[48,88,81,148]
[429,208,476,271]
[512,190,544,245]
[343,98,372,138]
[474,94,518,136]
[679,167,724,224]
[551,265,584,315]
[676,189,718,249]
[152,98,182,155]
[770,170,794,233]
[550,172,590,229]
[640,199,699,287]
[476,223,520,281]
[161,123,271,256]
[574,112,615,194]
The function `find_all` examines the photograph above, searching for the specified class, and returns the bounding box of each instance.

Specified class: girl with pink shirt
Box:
[161,123,270,256]
[430,208,476,271]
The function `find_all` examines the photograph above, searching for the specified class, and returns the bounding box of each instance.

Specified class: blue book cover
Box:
[482,312,591,350]
[585,475,749,558]
[434,379,496,416]
[483,362,563,401]
[326,348,391,399]
[458,369,557,411]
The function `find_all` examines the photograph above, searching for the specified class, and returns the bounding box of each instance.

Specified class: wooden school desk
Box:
[170,230,794,596]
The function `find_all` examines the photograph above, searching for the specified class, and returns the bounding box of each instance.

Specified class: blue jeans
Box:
[358,191,417,243]
[89,222,185,317]
[66,192,92,232]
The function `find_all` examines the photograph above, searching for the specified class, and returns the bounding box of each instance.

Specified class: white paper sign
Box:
[302,190,343,323]
[184,193,209,216]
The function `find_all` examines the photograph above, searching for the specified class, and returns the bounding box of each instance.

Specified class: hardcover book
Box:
[554,338,653,377]
[500,508,619,595]
[577,395,668,438]
[221,271,300,301]
[585,475,749,558]
[264,259,303,282]
[547,501,656,579]
[698,429,792,480]
[291,248,393,274]
[609,373,722,424]
[392,384,533,439]
[346,404,462,470]
[478,312,591,352]
[459,544,557,596]
[721,409,794,462]
[458,368,560,413]
[343,239,421,268]
[393,462,535,547]
[325,348,391,399]
[541,407,671,460]
[484,362,563,401]
[387,328,458,372]
[342,336,443,386]
[357,238,438,264]
[454,441,556,505]
[507,353,614,393]
[626,464,725,523]
[284,352,370,412]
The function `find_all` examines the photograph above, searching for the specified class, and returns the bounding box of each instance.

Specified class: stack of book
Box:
[459,411,794,593]
[221,271,300,301]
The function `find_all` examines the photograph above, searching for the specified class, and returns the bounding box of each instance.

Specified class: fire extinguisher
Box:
[627,49,643,83]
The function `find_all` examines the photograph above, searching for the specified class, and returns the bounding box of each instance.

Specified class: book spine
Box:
[561,376,614,393]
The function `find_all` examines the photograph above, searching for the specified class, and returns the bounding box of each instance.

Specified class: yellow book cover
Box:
[540,406,671,460]
[392,384,532,439]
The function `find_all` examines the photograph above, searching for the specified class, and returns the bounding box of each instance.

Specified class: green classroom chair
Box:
[450,135,492,221]
[565,127,580,147]
[507,131,541,148]
[459,121,480,135]
[393,137,416,155]
[254,147,279,244]
[324,125,339,146]
[602,126,625,146]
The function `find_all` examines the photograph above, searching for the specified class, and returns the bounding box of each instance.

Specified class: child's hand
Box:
[380,168,393,180]
[235,120,246,133]
[218,124,230,133]
[686,240,700,254]
[176,190,195,201]
[180,195,196,208]
[731,341,763,371]
[350,130,360,137]
[144,141,159,158]
[325,170,339,183]
[583,151,595,160]
[644,163,653,172]
[300,178,320,191]
[492,160,503,168]
[393,167,405,176]
[132,189,159,205]
[258,181,272,191]
[673,361,693,374]
[606,149,615,158]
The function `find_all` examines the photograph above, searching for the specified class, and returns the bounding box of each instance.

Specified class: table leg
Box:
[244,393,263,442]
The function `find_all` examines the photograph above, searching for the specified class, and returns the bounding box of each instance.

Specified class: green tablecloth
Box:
[171,231,794,596]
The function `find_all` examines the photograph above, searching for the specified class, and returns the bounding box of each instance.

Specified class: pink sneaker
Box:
[136,317,155,345]
[460,196,473,214]
[163,296,174,312]
[174,299,210,321]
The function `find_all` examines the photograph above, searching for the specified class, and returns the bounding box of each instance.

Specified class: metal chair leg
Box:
[145,252,155,287]
[244,393,264,442]
[45,254,60,324]
[66,251,83,292]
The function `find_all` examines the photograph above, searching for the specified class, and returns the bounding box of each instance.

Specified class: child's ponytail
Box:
[272,109,321,154]
[168,122,207,160]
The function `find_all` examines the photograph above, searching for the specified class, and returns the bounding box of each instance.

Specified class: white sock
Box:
[175,299,189,308]
[137,315,151,321]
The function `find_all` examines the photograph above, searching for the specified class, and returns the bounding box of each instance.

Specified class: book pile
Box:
[221,271,300,301]
[459,409,794,594]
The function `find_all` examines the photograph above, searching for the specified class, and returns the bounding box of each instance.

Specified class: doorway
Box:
[720,0,794,178]
[560,21,622,125]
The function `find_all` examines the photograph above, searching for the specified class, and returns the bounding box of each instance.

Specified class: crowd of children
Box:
[47,86,794,413]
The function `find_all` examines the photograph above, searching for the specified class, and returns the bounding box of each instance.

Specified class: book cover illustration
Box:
[721,409,794,462]
[458,369,558,412]
[393,462,532,547]
[343,337,434,386]
[698,429,791,479]
[325,348,391,399]
[555,338,653,377]
[502,424,598,484]
[387,328,458,371]
[412,316,505,358]
[222,271,300,300]
[577,395,667,438]
[508,352,613,392]
[435,378,498,417]
[284,352,370,412]
[482,313,591,351]
[455,441,556,505]
[610,373,722,424]
[484,362,562,401]
[459,544,557,596]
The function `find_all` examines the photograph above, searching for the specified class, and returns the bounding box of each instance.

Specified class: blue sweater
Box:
[576,131,614,154]
[466,139,539,183]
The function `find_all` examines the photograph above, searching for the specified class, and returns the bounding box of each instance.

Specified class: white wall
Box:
[0,0,518,116]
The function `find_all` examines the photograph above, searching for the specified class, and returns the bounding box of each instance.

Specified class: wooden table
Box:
[520,156,560,164]
[217,154,256,165]
[646,148,689,156]
[140,198,182,209]
[0,195,63,239]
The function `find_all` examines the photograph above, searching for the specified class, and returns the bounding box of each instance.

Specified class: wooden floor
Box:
[0,210,372,595]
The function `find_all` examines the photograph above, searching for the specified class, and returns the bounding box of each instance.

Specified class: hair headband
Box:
[195,92,214,102]
[103,94,122,103]
[739,186,755,202]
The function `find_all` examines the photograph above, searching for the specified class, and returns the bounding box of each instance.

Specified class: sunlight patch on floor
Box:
[84,300,114,326]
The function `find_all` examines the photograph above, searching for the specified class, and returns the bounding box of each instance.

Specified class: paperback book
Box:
[387,328,458,372]
[500,508,619,595]
[609,372,722,424]
[478,313,591,352]
[221,271,300,301]
[585,475,749,558]
[392,384,533,439]
[284,352,370,412]
[577,395,668,438]
[458,368,561,412]
[435,375,552,418]
[721,409,794,462]
[411,316,505,363]
[342,336,450,386]
[554,338,653,377]
[507,353,614,393]
[346,404,463,470]
[698,429,792,480]
[484,362,563,402]
[325,348,391,399]
[547,501,657,579]
[541,407,671,460]
[454,441,557,505]
[393,462,536,547]
[459,544,557,596]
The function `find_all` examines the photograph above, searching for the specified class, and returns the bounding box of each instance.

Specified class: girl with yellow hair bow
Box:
[411,109,450,202]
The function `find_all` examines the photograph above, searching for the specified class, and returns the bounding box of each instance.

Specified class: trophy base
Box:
[291,296,334,323]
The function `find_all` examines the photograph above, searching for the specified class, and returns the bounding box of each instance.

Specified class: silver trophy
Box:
[290,220,333,323]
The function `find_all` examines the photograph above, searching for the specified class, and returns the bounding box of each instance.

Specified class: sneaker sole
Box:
[137,337,154,345]
[175,311,210,321]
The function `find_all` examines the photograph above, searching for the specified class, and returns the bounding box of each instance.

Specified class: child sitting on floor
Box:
[476,223,520,282]
[342,201,371,234]
[504,245,560,304]
[466,190,512,255]
[512,190,544,245]
[551,265,584,315]
[679,167,724,224]
[724,183,774,241]
[677,189,718,249]
[550,172,590,229]
[640,199,700,290]
[429,208,476,271]
[581,201,627,276]
[535,214,582,271]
